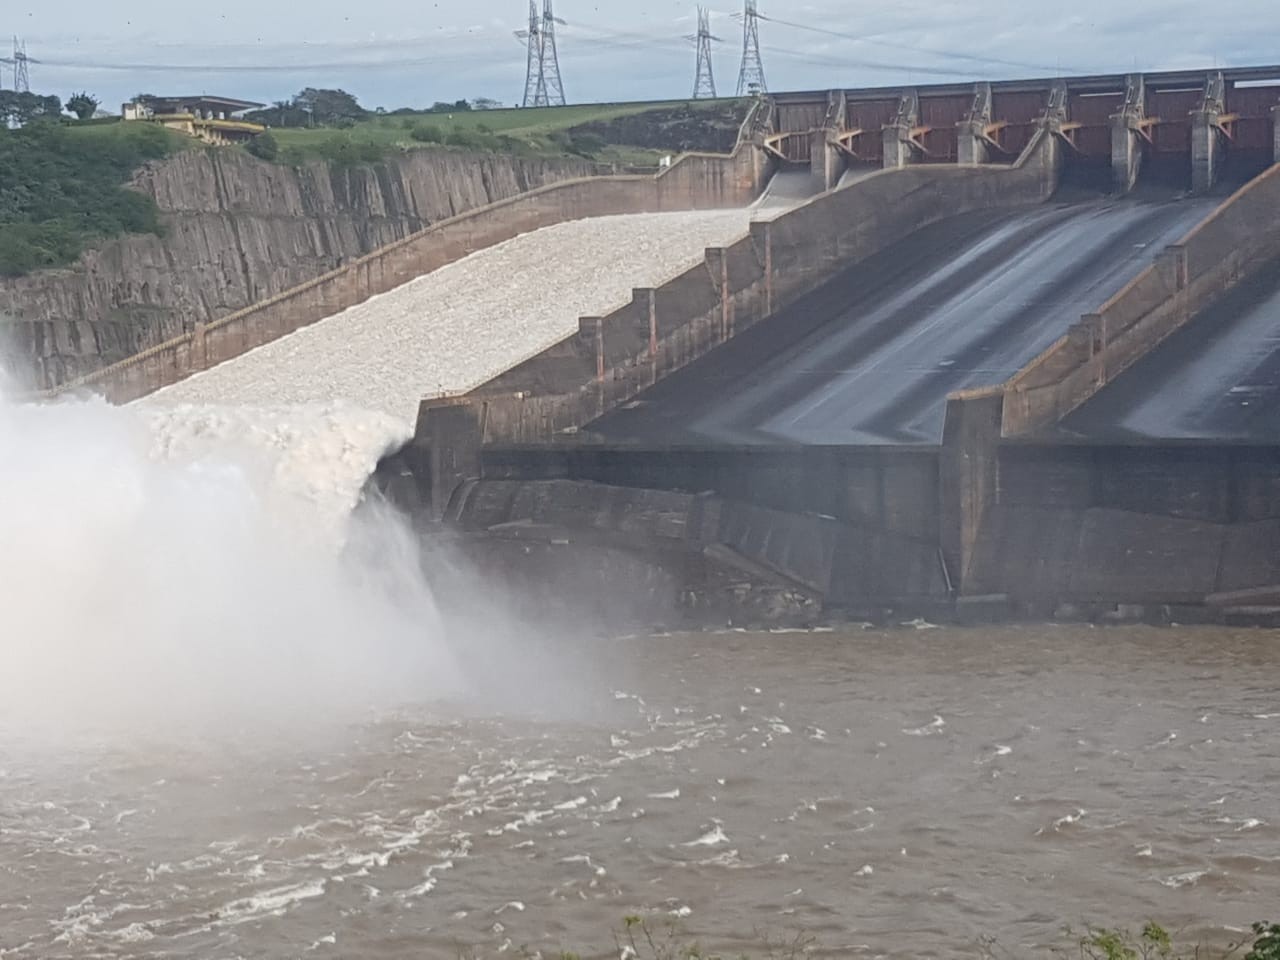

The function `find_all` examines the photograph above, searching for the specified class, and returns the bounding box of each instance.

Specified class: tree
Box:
[293,88,366,126]
[0,91,62,127]
[427,99,473,114]
[66,92,100,121]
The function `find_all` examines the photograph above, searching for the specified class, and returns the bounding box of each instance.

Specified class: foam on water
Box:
[0,388,457,743]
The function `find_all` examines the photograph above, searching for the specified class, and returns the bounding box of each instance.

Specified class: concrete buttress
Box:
[1273,103,1280,164]
[883,89,920,169]
[957,83,994,165]
[1191,72,1226,194]
[1110,74,1146,195]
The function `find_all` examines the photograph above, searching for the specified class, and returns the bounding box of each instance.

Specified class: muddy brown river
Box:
[2,625,1278,959]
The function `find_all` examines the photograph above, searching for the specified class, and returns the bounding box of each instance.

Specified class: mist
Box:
[0,389,517,749]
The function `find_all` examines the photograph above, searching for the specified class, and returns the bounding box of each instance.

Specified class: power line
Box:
[736,0,766,96]
[687,6,720,99]
[751,12,1079,74]
[30,47,508,73]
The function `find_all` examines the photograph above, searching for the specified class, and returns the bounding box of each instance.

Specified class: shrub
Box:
[444,128,480,148]
[245,130,279,161]
[569,131,607,156]
[1248,922,1280,960]
[410,123,444,144]
[314,134,388,168]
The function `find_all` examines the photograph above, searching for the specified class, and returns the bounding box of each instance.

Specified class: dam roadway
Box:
[591,194,1218,446]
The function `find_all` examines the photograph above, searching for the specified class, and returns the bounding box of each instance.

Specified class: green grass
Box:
[270,99,740,166]
[0,120,185,276]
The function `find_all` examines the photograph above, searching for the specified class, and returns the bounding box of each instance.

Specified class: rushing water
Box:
[2,625,1279,959]
[2,394,1278,959]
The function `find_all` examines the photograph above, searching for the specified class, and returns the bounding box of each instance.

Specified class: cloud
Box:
[12,0,1277,109]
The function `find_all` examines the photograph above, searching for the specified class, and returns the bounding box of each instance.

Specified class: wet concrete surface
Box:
[1064,264,1280,442]
[592,195,1217,445]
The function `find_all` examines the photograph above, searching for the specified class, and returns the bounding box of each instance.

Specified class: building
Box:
[122,95,266,145]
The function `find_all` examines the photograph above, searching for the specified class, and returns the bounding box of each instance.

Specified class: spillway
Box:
[1063,265,1280,441]
[145,210,754,426]
[592,196,1217,445]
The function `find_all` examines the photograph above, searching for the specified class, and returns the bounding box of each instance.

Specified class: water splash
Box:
[0,390,457,744]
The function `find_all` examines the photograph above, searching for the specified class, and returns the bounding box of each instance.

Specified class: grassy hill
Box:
[270,99,746,167]
[0,98,750,277]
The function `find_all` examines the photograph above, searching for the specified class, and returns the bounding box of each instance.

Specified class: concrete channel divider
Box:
[36,145,769,405]
[1001,163,1280,436]
[412,126,1066,518]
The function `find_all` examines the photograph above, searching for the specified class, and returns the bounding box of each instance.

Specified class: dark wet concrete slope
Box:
[593,196,1216,445]
[1064,265,1280,442]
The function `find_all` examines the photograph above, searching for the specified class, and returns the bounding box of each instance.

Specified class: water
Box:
[3,623,1279,958]
[2,394,1279,958]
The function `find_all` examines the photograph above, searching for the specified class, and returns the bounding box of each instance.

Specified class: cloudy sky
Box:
[5,0,1275,111]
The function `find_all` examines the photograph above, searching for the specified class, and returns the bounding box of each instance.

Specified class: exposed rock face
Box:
[0,148,597,389]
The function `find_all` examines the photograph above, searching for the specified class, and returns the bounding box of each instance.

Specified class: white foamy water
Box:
[0,391,453,741]
[138,400,409,543]
[150,210,754,424]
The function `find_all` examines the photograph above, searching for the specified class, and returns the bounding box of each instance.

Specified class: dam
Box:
[25,64,1280,627]
[381,66,1280,627]
[5,64,1280,960]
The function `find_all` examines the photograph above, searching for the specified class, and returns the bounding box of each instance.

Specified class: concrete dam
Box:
[42,65,1280,628]
[381,66,1280,628]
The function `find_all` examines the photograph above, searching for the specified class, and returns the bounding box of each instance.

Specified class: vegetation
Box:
[0,91,62,126]
[0,119,179,276]
[0,82,741,278]
[980,920,1280,960]
[245,129,279,161]
[66,92,101,121]
[238,86,733,167]
[454,919,1280,960]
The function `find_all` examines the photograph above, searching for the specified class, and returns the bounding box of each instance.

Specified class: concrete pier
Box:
[1190,73,1226,194]
[1274,104,1280,163]
[882,89,919,169]
[957,83,994,165]
[1110,74,1146,195]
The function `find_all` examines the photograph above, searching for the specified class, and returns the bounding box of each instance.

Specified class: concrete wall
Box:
[417,125,1064,471]
[1003,164,1280,435]
[966,443,1280,606]
[452,470,948,610]
[26,145,764,404]
[479,444,941,540]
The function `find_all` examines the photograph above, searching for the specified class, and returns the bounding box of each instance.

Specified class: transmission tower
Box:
[518,0,566,108]
[687,7,721,99]
[735,1,766,97]
[11,37,31,92]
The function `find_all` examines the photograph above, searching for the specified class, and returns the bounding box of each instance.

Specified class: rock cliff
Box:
[0,148,597,389]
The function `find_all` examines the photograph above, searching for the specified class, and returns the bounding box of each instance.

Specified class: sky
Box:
[4,0,1277,111]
